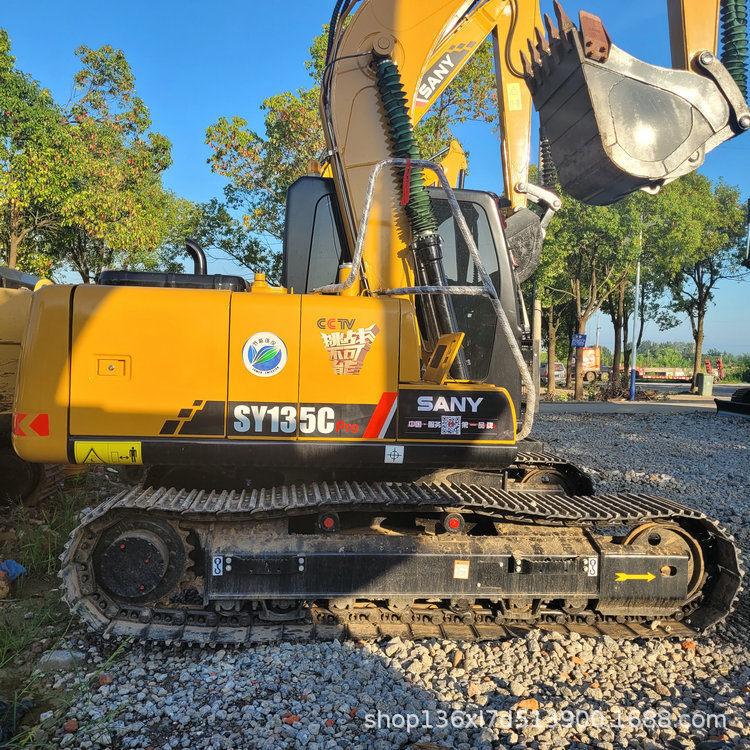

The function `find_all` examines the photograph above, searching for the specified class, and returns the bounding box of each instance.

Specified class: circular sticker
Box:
[242,332,288,377]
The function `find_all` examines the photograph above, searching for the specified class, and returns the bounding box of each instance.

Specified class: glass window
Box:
[306,195,344,291]
[432,198,500,381]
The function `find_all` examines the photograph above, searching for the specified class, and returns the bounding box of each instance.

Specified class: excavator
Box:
[0,269,61,505]
[11,0,747,643]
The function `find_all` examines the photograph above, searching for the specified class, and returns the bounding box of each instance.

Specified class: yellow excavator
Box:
[12,0,746,642]
[0,269,61,505]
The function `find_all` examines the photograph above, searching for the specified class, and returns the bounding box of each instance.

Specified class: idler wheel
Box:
[623,522,705,600]
[93,519,186,603]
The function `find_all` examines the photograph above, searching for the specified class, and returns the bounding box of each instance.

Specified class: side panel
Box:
[69,286,232,440]
[397,384,516,444]
[227,293,302,438]
[12,285,72,463]
[298,296,401,440]
[0,288,32,412]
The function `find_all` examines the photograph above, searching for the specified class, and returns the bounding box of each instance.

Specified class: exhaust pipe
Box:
[185,239,207,275]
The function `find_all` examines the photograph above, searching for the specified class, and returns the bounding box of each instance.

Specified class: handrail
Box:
[313,157,537,441]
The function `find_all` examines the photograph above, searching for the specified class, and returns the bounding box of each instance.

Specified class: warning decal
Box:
[74,441,142,465]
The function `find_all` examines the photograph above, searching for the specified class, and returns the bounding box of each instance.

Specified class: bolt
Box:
[738,114,750,130]
[699,51,714,66]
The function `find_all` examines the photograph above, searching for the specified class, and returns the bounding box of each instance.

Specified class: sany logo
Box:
[417,396,484,412]
[316,318,355,330]
[414,49,468,105]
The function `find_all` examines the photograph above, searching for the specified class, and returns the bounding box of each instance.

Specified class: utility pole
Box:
[629,258,641,401]
[532,285,542,413]
[595,312,600,348]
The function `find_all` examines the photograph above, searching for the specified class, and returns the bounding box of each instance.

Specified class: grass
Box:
[0,475,98,742]
[0,594,69,671]
[1,477,94,667]
[0,472,134,747]
[6,482,89,577]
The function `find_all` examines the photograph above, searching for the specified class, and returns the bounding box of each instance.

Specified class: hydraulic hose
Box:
[720,0,748,97]
[375,57,469,380]
[374,58,438,237]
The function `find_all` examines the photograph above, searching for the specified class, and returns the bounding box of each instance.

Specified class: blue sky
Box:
[3,0,748,352]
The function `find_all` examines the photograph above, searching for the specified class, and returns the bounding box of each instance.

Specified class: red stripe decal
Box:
[30,413,50,437]
[12,413,27,437]
[362,392,398,439]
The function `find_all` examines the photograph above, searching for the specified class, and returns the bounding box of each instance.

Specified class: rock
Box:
[514,698,539,711]
[63,718,79,733]
[36,649,87,673]
[98,672,114,685]
[509,682,525,697]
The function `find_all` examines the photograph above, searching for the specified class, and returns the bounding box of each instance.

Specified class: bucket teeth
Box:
[553,0,577,35]
[543,14,564,63]
[522,2,609,92]
[526,38,544,87]
[534,26,550,55]
[519,49,533,79]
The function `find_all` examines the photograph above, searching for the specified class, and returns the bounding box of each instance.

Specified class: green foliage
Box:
[207,25,499,257]
[206,86,325,242]
[0,29,186,281]
[174,198,283,282]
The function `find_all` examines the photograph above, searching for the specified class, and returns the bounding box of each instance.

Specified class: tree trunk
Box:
[8,204,22,270]
[574,322,586,400]
[547,308,557,398]
[691,313,705,392]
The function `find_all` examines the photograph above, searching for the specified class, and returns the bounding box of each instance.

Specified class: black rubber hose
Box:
[720,0,748,98]
[375,58,438,237]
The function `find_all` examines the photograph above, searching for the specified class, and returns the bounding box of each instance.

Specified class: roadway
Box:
[538,381,747,415]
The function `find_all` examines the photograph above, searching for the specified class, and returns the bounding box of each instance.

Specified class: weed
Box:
[6,639,131,749]
[6,488,87,577]
[0,595,70,671]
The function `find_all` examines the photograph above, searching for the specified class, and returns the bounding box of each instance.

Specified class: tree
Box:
[53,45,175,281]
[1,31,183,281]
[169,198,283,282]
[528,234,572,397]
[0,30,69,272]
[206,27,499,259]
[540,190,634,398]
[654,173,745,390]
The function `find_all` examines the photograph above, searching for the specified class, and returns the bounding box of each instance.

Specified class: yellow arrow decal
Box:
[615,572,655,583]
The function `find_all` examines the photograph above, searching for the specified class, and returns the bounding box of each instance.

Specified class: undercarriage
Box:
[60,455,742,645]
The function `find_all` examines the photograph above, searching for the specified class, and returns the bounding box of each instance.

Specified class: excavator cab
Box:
[525,2,750,204]
[283,176,525,405]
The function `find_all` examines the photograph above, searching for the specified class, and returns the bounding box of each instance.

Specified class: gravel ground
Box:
[28,411,750,750]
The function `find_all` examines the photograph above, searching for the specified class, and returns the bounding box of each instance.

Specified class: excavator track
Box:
[60,472,742,646]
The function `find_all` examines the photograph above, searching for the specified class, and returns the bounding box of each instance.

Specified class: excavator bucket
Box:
[523,2,750,205]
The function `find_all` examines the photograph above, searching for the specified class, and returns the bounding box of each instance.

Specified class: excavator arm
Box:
[323,0,749,248]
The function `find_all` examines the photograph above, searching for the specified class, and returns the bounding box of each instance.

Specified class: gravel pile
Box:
[29,411,750,750]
